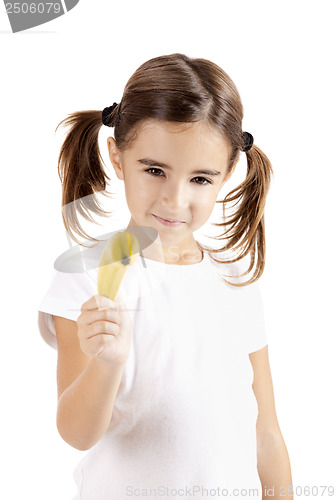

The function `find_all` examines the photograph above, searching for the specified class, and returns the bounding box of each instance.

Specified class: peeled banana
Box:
[97,230,140,301]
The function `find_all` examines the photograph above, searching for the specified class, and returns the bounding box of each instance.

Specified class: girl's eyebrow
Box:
[137,158,222,177]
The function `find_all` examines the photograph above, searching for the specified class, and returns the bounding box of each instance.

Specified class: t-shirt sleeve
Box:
[241,280,268,354]
[38,268,97,350]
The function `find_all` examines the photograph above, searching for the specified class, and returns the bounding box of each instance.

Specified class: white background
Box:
[1,1,335,499]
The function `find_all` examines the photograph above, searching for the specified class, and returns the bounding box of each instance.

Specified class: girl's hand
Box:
[76,291,132,366]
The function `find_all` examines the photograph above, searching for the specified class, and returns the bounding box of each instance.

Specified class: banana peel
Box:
[97,230,140,301]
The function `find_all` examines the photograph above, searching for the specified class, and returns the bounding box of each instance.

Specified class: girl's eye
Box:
[192,177,212,185]
[145,168,164,176]
[145,169,212,185]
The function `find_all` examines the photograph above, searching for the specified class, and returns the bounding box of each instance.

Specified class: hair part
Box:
[56,53,273,286]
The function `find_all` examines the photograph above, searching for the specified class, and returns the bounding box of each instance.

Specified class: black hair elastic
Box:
[242,131,254,152]
[102,102,122,127]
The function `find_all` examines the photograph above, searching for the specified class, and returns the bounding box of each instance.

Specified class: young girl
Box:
[38,53,293,499]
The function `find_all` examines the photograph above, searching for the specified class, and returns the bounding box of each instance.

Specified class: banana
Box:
[97,230,140,301]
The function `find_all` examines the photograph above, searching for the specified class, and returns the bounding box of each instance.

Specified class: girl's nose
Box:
[159,180,189,212]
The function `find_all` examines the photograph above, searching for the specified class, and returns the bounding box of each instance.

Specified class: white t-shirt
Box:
[38,246,268,500]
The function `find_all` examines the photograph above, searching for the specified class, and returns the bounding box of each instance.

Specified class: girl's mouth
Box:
[152,214,185,227]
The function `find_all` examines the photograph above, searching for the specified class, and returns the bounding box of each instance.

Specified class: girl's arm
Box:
[55,315,125,451]
[249,346,294,500]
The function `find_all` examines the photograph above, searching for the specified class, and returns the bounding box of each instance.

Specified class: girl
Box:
[38,53,293,499]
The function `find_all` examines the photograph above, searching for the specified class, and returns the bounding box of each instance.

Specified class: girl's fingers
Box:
[80,294,118,313]
[87,320,120,340]
[78,307,121,327]
[83,333,117,356]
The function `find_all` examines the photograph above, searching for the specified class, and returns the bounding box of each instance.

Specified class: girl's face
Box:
[108,119,233,255]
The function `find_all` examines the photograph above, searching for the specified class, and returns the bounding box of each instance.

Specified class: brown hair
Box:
[56,53,273,286]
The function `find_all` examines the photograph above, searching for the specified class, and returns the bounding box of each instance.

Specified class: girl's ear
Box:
[223,167,234,184]
[107,137,124,181]
[222,156,239,185]
[221,164,236,186]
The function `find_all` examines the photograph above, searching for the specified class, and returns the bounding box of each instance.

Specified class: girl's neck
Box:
[143,242,203,265]
[127,223,203,265]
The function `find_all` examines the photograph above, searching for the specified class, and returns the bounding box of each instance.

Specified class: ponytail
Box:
[209,144,273,287]
[55,109,118,246]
